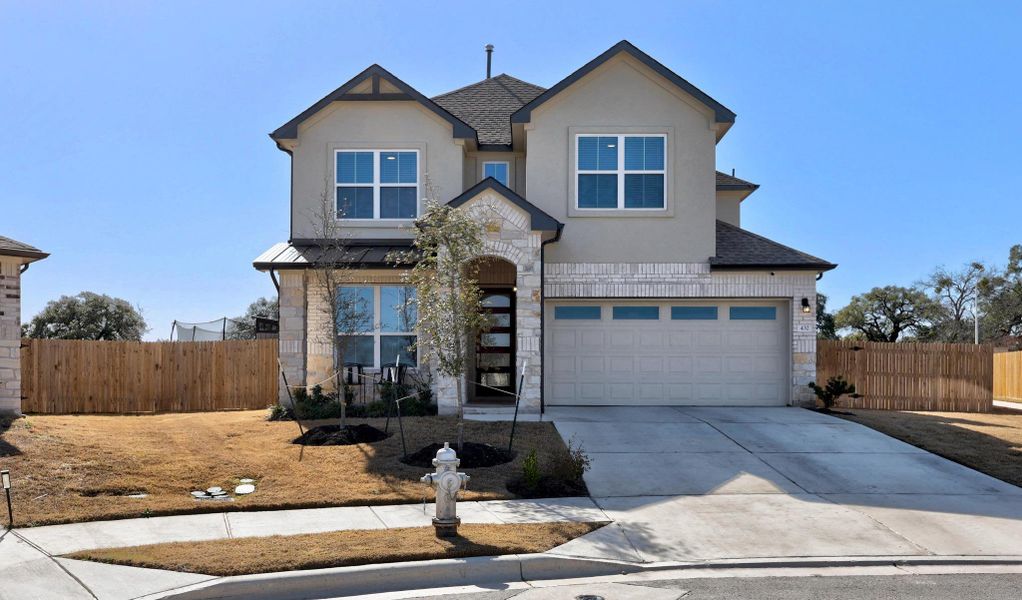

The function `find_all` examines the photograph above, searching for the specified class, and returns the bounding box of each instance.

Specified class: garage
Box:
[545,300,789,406]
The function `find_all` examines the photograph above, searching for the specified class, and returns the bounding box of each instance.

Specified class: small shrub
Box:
[551,436,592,486]
[521,449,541,490]
[808,376,856,410]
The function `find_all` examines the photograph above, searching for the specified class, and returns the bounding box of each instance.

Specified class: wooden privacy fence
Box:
[994,351,1022,401]
[816,340,993,412]
[20,338,279,414]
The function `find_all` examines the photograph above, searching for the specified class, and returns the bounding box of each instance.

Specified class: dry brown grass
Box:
[840,408,1022,487]
[67,522,604,576]
[0,412,571,527]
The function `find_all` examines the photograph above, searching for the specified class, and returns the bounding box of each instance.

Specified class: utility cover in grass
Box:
[402,442,514,468]
[292,424,389,446]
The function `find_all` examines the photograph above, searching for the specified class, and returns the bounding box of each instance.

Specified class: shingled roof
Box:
[432,74,546,147]
[0,236,48,261]
[715,171,759,190]
[712,220,835,271]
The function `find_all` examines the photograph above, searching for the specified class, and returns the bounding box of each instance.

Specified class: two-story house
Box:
[254,40,836,415]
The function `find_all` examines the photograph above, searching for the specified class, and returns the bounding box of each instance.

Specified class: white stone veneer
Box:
[0,258,24,414]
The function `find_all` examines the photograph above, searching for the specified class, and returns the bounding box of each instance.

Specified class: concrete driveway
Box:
[546,406,1022,564]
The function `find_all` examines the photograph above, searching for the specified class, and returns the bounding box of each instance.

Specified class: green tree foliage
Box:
[23,292,147,340]
[816,293,838,340]
[978,244,1022,344]
[228,297,279,340]
[834,286,938,342]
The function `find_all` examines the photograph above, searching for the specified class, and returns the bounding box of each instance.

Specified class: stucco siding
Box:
[525,55,717,264]
[716,190,743,227]
[290,101,464,240]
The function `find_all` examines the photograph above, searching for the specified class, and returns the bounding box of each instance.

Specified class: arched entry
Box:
[469,257,517,404]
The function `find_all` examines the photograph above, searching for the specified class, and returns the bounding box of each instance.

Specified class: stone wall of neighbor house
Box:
[0,258,23,414]
[544,263,820,407]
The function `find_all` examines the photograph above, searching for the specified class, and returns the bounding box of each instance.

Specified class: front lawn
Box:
[66,522,604,576]
[839,408,1022,487]
[0,411,571,527]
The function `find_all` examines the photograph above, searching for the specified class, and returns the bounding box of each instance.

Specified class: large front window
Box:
[335,150,419,220]
[576,134,665,210]
[337,285,417,368]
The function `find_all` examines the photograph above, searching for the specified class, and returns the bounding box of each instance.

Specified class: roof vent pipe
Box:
[485,44,494,78]
[731,168,736,176]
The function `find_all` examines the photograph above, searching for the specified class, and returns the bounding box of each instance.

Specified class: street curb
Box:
[150,554,1022,600]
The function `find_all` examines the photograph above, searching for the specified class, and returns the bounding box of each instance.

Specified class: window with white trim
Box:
[576,134,665,210]
[337,285,417,368]
[482,161,509,186]
[335,150,419,220]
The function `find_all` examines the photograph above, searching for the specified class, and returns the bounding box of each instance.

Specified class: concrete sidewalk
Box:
[1,497,608,600]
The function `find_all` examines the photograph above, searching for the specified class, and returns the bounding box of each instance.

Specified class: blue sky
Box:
[3,1,1020,339]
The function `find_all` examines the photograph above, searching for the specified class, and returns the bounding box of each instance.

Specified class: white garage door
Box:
[546,300,789,406]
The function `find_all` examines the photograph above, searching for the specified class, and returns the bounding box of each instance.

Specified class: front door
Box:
[474,290,515,402]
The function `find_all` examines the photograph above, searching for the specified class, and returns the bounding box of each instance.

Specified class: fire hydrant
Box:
[420,442,470,537]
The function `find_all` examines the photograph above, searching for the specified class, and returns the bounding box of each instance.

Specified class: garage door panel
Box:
[547,300,788,406]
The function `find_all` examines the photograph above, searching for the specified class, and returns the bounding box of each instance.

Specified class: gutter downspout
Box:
[538,224,564,416]
[268,268,281,293]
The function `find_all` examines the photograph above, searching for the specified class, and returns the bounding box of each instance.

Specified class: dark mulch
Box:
[402,442,515,468]
[505,475,588,499]
[292,424,389,446]
[811,407,855,416]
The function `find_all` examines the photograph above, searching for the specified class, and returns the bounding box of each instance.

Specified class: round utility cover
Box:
[235,484,255,495]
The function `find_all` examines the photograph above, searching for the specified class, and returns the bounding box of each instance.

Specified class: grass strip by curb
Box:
[65,522,607,576]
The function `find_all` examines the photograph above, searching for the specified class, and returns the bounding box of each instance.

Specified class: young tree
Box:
[834,285,938,342]
[23,292,148,340]
[306,186,372,429]
[922,262,985,342]
[392,180,493,450]
[816,292,838,340]
[227,297,279,340]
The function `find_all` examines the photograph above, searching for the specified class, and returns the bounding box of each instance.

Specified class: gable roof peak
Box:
[511,40,735,126]
[270,64,475,144]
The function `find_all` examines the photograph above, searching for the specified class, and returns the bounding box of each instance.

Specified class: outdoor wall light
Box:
[801,297,812,314]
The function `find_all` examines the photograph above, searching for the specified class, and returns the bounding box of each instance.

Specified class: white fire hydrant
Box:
[420,442,470,537]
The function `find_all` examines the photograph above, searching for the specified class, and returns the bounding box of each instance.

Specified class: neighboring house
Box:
[254,40,835,415]
[0,236,48,415]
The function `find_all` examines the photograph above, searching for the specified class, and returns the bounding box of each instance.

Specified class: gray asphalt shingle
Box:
[432,74,546,147]
[712,220,835,270]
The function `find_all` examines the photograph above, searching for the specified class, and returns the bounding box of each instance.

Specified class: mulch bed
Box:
[402,442,515,468]
[505,475,588,499]
[292,424,389,446]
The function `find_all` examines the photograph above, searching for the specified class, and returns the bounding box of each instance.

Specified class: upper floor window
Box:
[576,135,665,210]
[483,161,509,186]
[335,150,418,220]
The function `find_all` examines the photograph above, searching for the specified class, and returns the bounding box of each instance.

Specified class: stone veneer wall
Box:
[0,258,24,414]
[435,190,545,414]
[544,263,819,407]
[277,270,307,405]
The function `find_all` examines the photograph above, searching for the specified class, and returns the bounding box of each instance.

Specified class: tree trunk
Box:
[335,367,347,430]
